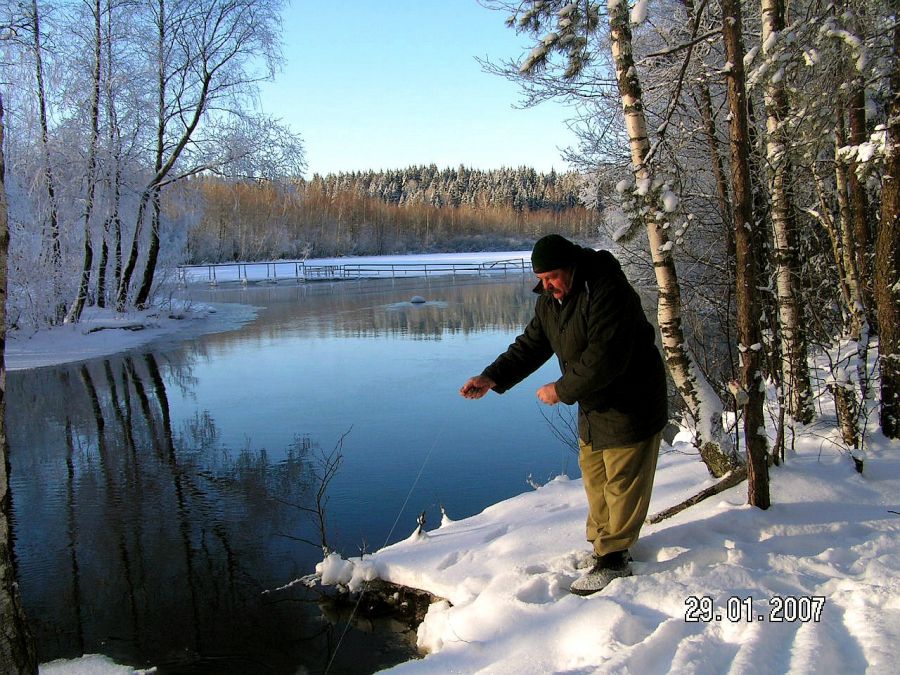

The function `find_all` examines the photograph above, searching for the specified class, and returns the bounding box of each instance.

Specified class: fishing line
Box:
[325,416,449,674]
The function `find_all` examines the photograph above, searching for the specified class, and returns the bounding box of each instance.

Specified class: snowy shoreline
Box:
[4,301,259,371]
[312,433,899,674]
[6,250,532,372]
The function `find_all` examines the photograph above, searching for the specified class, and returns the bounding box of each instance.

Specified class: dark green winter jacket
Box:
[482,247,668,449]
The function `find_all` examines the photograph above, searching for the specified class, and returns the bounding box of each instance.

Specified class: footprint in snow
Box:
[515,574,568,604]
[523,563,549,575]
[544,503,569,514]
[481,526,509,543]
[437,550,466,570]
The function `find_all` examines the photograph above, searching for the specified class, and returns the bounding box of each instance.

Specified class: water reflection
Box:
[172,275,570,557]
[186,274,537,340]
[9,353,415,672]
[9,274,573,672]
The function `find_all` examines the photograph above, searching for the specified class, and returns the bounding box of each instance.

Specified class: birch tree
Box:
[27,0,64,319]
[759,0,813,425]
[608,0,745,476]
[490,0,742,476]
[65,0,103,323]
[95,0,120,308]
[117,0,287,310]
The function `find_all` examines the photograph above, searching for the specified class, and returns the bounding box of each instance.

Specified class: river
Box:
[8,273,577,673]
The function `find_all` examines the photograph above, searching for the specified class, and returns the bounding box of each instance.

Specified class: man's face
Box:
[536,268,574,301]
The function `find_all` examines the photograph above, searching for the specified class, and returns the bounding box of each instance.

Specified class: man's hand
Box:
[536,383,560,405]
[460,375,496,399]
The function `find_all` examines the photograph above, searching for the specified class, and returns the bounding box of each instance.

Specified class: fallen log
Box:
[85,323,147,334]
[647,467,748,524]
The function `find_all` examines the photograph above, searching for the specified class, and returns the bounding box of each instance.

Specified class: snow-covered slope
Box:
[321,434,899,674]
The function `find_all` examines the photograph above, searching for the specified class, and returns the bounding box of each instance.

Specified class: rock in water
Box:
[410,296,426,304]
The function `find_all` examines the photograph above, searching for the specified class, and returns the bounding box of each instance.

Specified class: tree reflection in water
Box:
[8,352,417,672]
[187,273,537,343]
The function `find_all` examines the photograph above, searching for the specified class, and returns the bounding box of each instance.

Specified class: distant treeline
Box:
[308,165,584,211]
[184,166,600,263]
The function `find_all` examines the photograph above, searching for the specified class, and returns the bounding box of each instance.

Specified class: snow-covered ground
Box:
[319,428,899,674]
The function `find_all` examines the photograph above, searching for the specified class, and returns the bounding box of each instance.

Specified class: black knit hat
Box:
[531,234,580,273]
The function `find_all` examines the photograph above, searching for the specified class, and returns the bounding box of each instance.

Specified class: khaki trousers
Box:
[578,432,661,556]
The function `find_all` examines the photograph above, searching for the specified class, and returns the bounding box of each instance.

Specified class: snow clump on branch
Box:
[630,0,649,25]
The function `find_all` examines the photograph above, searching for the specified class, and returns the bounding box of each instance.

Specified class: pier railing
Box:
[176,258,529,285]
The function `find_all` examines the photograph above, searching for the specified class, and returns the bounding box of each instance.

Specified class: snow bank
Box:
[5,301,257,371]
[317,436,899,674]
[39,654,154,674]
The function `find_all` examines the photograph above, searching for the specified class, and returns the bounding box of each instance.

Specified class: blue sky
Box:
[257,1,579,177]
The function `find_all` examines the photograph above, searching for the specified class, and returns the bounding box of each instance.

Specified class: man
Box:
[460,234,667,595]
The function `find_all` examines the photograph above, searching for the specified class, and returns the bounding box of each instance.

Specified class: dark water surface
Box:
[8,274,575,673]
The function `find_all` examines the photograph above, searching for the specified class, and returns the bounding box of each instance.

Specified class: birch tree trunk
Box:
[96,235,109,308]
[875,20,899,438]
[721,0,770,508]
[29,0,63,322]
[0,94,39,675]
[834,114,869,342]
[810,163,853,318]
[134,189,162,308]
[65,0,103,324]
[117,190,151,311]
[831,113,869,447]
[811,151,864,448]
[133,0,168,310]
[760,0,813,425]
[608,0,740,477]
[105,0,124,304]
[848,85,874,319]
[118,0,168,310]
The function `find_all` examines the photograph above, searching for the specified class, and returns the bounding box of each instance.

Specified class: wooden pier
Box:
[177,258,529,286]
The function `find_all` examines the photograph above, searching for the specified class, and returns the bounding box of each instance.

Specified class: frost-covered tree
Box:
[65,0,104,324]
[1,0,304,323]
[484,0,896,467]
[24,0,64,322]
[769,0,897,445]
[119,0,293,310]
[759,0,813,425]
[484,0,743,478]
